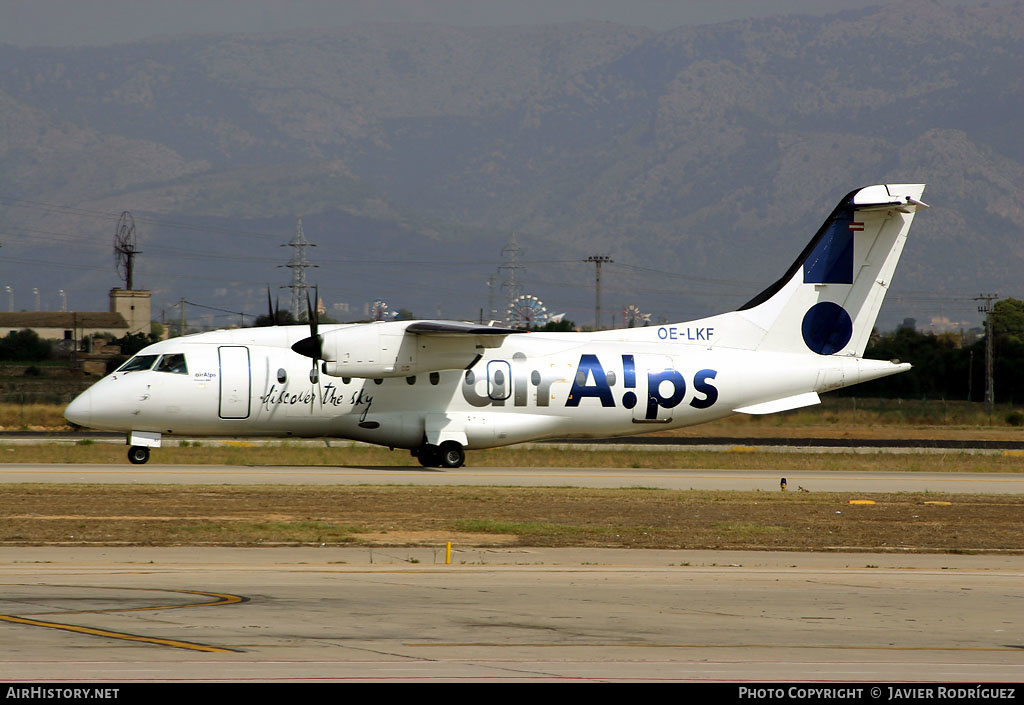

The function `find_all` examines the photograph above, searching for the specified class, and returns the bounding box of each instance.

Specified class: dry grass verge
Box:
[2,484,1020,553]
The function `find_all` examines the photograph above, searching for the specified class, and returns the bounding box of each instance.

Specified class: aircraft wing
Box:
[302,320,527,378]
[405,321,525,336]
[406,320,526,357]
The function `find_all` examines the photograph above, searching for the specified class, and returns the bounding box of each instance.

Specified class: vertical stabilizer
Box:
[734,184,927,356]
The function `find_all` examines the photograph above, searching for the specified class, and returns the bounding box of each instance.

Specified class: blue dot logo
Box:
[801,302,853,355]
[622,391,637,409]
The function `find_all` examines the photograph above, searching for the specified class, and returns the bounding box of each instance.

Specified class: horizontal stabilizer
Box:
[733,392,821,415]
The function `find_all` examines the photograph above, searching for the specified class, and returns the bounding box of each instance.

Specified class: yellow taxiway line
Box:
[0,586,245,653]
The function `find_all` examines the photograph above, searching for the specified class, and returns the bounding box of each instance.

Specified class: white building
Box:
[108,288,151,336]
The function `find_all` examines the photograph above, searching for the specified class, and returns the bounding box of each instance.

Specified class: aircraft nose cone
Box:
[64,389,92,428]
[291,334,323,360]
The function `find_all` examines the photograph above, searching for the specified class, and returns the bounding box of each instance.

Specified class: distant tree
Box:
[254,309,298,327]
[114,331,162,357]
[989,298,1024,404]
[533,319,576,332]
[935,331,963,349]
[992,298,1024,346]
[840,320,1024,404]
[0,329,51,362]
[867,327,882,349]
[843,327,967,399]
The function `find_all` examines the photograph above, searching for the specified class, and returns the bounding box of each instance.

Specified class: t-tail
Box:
[715,184,928,357]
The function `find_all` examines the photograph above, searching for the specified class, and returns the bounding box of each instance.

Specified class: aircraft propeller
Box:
[290,287,323,360]
[303,286,322,413]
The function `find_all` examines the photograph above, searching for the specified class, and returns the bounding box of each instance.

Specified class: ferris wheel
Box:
[506,294,549,329]
[623,304,652,328]
[370,300,390,321]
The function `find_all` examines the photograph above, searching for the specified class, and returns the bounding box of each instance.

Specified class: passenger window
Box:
[155,353,189,374]
[118,355,159,372]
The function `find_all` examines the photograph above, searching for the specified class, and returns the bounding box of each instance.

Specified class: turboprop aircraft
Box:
[65,184,928,468]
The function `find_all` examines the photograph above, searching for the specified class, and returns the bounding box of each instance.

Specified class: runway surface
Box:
[1,547,1023,683]
[2,462,1023,493]
[9,430,1024,451]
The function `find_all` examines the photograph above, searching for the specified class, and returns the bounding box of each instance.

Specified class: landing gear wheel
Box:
[439,441,465,468]
[128,446,150,465]
[417,444,441,468]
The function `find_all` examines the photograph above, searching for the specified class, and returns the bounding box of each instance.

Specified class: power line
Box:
[585,255,613,330]
[498,234,525,324]
[279,217,317,320]
[975,293,999,416]
[183,299,256,323]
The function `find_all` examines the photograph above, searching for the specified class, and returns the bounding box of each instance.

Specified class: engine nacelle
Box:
[318,322,482,378]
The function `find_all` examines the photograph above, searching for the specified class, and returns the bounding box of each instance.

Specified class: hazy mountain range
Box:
[0,0,1021,331]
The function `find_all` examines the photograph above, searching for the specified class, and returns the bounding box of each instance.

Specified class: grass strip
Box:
[2,484,1021,553]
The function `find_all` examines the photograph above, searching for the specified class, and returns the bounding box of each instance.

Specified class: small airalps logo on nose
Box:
[801,302,853,355]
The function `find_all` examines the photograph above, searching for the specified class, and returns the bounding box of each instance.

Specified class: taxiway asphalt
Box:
[1,547,1022,683]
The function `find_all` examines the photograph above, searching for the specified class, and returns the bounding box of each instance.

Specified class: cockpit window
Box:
[155,353,189,374]
[118,355,159,372]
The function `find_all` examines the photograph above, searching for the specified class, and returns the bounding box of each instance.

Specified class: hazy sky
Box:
[0,0,908,47]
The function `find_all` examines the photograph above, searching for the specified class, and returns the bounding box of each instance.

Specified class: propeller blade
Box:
[305,286,322,415]
[295,286,323,360]
[266,287,283,325]
[305,288,319,338]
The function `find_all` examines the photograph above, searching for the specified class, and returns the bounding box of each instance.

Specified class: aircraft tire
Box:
[128,446,150,465]
[417,444,441,468]
[439,441,465,469]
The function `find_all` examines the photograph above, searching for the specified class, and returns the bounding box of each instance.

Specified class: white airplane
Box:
[65,184,928,467]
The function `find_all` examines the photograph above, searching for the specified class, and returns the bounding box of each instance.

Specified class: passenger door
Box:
[218,346,251,419]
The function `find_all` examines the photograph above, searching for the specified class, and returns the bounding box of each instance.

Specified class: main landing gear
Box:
[128,445,150,465]
[414,441,465,469]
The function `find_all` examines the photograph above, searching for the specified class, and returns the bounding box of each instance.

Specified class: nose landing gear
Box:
[126,431,161,465]
[128,445,150,465]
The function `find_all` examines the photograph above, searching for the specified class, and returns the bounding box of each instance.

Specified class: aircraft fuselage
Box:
[68,323,845,450]
[65,183,927,467]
